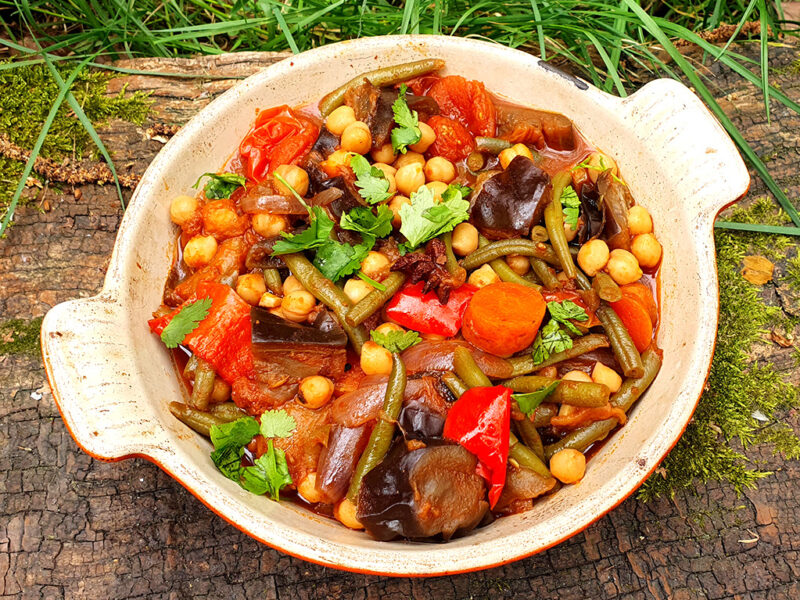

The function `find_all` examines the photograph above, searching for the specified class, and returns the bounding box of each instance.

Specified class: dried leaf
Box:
[770,330,794,348]
[741,255,774,285]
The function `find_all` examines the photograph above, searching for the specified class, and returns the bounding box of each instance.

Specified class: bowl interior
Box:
[83,36,726,574]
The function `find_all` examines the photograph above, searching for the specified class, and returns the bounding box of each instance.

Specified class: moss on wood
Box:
[0,317,43,356]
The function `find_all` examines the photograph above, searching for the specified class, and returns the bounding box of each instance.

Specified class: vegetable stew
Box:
[150,59,663,541]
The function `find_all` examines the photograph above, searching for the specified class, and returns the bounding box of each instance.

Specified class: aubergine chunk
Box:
[494,464,557,515]
[358,440,489,541]
[496,105,576,151]
[597,170,634,251]
[470,156,552,239]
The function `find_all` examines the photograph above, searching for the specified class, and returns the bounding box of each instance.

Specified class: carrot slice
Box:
[619,282,658,326]
[462,282,546,357]
[609,294,654,353]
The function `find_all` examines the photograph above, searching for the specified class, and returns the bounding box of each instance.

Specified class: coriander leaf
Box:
[239,461,269,495]
[252,440,293,500]
[531,320,573,365]
[547,299,588,336]
[441,183,472,203]
[340,205,393,239]
[271,206,335,255]
[350,154,393,204]
[193,172,246,200]
[313,239,371,282]
[391,84,421,154]
[160,297,213,348]
[513,381,559,416]
[260,409,297,439]
[561,185,581,230]
[210,417,260,450]
[399,184,470,249]
[370,329,422,353]
[210,444,245,482]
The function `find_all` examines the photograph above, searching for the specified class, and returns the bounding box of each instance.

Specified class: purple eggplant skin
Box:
[357,439,489,541]
[597,170,633,251]
[316,424,371,504]
[470,156,553,240]
[575,182,605,245]
[251,307,347,349]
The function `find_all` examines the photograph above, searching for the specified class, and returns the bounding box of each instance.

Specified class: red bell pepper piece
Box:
[384,281,477,337]
[443,385,511,509]
[149,281,253,383]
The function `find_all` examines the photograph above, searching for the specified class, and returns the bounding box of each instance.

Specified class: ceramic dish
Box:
[41,35,749,575]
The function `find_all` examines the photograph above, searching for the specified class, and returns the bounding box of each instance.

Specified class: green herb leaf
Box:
[399,184,470,249]
[313,238,372,282]
[193,172,246,199]
[513,381,559,417]
[160,298,213,348]
[561,185,581,230]
[531,320,573,365]
[271,206,335,255]
[340,205,394,239]
[210,416,260,450]
[391,84,421,154]
[259,409,297,439]
[370,329,422,353]
[210,444,246,482]
[350,154,393,204]
[357,270,386,291]
[245,440,293,500]
[547,299,588,335]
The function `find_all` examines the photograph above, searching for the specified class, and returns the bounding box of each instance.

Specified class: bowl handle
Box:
[41,295,170,461]
[619,78,751,222]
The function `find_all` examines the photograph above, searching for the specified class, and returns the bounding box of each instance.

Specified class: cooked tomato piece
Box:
[427,75,496,137]
[426,116,476,162]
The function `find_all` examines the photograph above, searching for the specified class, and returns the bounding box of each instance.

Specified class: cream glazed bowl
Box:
[42,35,749,575]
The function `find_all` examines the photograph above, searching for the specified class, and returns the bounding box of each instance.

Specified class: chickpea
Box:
[451,222,479,256]
[297,472,325,504]
[562,370,593,383]
[606,249,643,285]
[360,251,390,281]
[409,122,436,153]
[506,254,530,275]
[585,152,619,184]
[322,149,352,176]
[334,497,363,529]
[252,213,288,238]
[236,273,267,305]
[372,163,397,194]
[591,362,622,393]
[371,143,397,164]
[170,194,199,226]
[564,219,579,243]
[388,195,411,227]
[325,105,356,135]
[282,290,316,321]
[211,378,231,403]
[468,264,500,288]
[375,322,404,335]
[550,449,586,484]
[393,151,425,170]
[499,143,534,169]
[340,121,372,154]
[273,164,309,197]
[298,375,334,409]
[282,275,306,295]
[627,205,653,235]
[425,181,449,202]
[258,291,282,309]
[360,341,393,376]
[343,277,374,304]
[631,233,662,269]
[183,235,217,268]
[577,239,610,277]
[203,203,241,236]
[423,156,456,183]
[395,163,425,197]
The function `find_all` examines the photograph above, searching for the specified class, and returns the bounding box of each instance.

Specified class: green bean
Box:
[509,432,551,478]
[282,253,368,353]
[462,239,556,270]
[476,136,512,154]
[347,354,407,501]
[530,225,549,243]
[544,172,577,279]
[492,256,541,289]
[530,257,560,290]
[263,268,283,295]
[453,346,492,387]
[318,59,446,116]
[503,375,610,407]
[189,358,215,411]
[169,402,225,437]
[611,348,662,412]
[532,403,557,427]
[209,402,247,422]
[442,371,469,398]
[544,418,618,460]
[345,272,405,326]
[596,304,644,378]
[592,271,622,302]
[442,231,465,278]
[507,333,611,376]
[515,419,545,462]
[466,151,485,172]
[183,354,198,379]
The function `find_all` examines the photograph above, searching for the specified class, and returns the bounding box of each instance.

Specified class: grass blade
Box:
[758,0,770,123]
[529,0,546,60]
[713,0,758,60]
[715,221,800,236]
